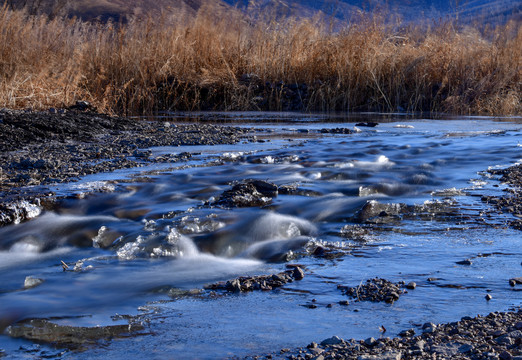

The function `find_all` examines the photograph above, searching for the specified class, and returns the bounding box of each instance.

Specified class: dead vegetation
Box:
[0,3,520,115]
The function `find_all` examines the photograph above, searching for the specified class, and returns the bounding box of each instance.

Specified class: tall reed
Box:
[0,3,520,115]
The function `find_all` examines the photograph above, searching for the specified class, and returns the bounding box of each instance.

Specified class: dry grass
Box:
[0,3,520,115]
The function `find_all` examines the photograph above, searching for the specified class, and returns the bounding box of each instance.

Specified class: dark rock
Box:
[405,282,417,290]
[500,351,513,360]
[68,100,95,112]
[510,277,522,285]
[292,266,305,280]
[211,179,279,208]
[355,122,379,127]
[456,259,473,266]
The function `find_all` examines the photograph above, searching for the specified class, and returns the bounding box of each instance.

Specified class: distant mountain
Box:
[4,0,225,22]
[6,0,520,23]
[224,0,521,23]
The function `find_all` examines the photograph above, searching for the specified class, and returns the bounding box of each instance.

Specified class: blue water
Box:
[0,114,521,359]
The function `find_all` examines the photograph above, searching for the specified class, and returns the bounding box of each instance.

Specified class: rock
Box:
[226,279,242,293]
[292,266,305,280]
[431,342,471,357]
[320,336,343,346]
[339,300,350,306]
[456,259,473,265]
[24,276,44,289]
[399,329,415,337]
[212,180,279,208]
[412,340,426,351]
[500,351,513,360]
[496,330,522,345]
[405,282,416,290]
[422,322,437,333]
[486,294,493,301]
[510,277,522,285]
[358,352,401,360]
[364,337,376,347]
[355,122,379,127]
[356,200,406,223]
[309,348,324,356]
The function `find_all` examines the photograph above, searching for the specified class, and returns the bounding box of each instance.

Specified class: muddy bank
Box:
[0,108,256,226]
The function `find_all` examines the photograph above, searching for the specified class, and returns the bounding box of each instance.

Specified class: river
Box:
[0,113,521,359]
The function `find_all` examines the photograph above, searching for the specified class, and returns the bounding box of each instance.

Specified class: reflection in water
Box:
[0,117,522,358]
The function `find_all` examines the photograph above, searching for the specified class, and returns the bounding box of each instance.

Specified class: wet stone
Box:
[211,179,280,208]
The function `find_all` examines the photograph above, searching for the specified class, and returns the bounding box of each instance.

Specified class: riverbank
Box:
[0,107,256,225]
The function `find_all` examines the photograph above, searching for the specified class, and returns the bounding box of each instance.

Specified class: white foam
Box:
[334,155,395,170]
[222,152,244,160]
[246,212,316,243]
[0,246,71,271]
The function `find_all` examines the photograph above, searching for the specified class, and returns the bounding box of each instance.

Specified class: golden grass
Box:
[0,3,520,115]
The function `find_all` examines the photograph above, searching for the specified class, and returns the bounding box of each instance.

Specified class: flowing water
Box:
[0,113,521,359]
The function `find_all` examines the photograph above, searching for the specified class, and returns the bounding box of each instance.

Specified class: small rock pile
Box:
[205,265,305,293]
[337,278,408,303]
